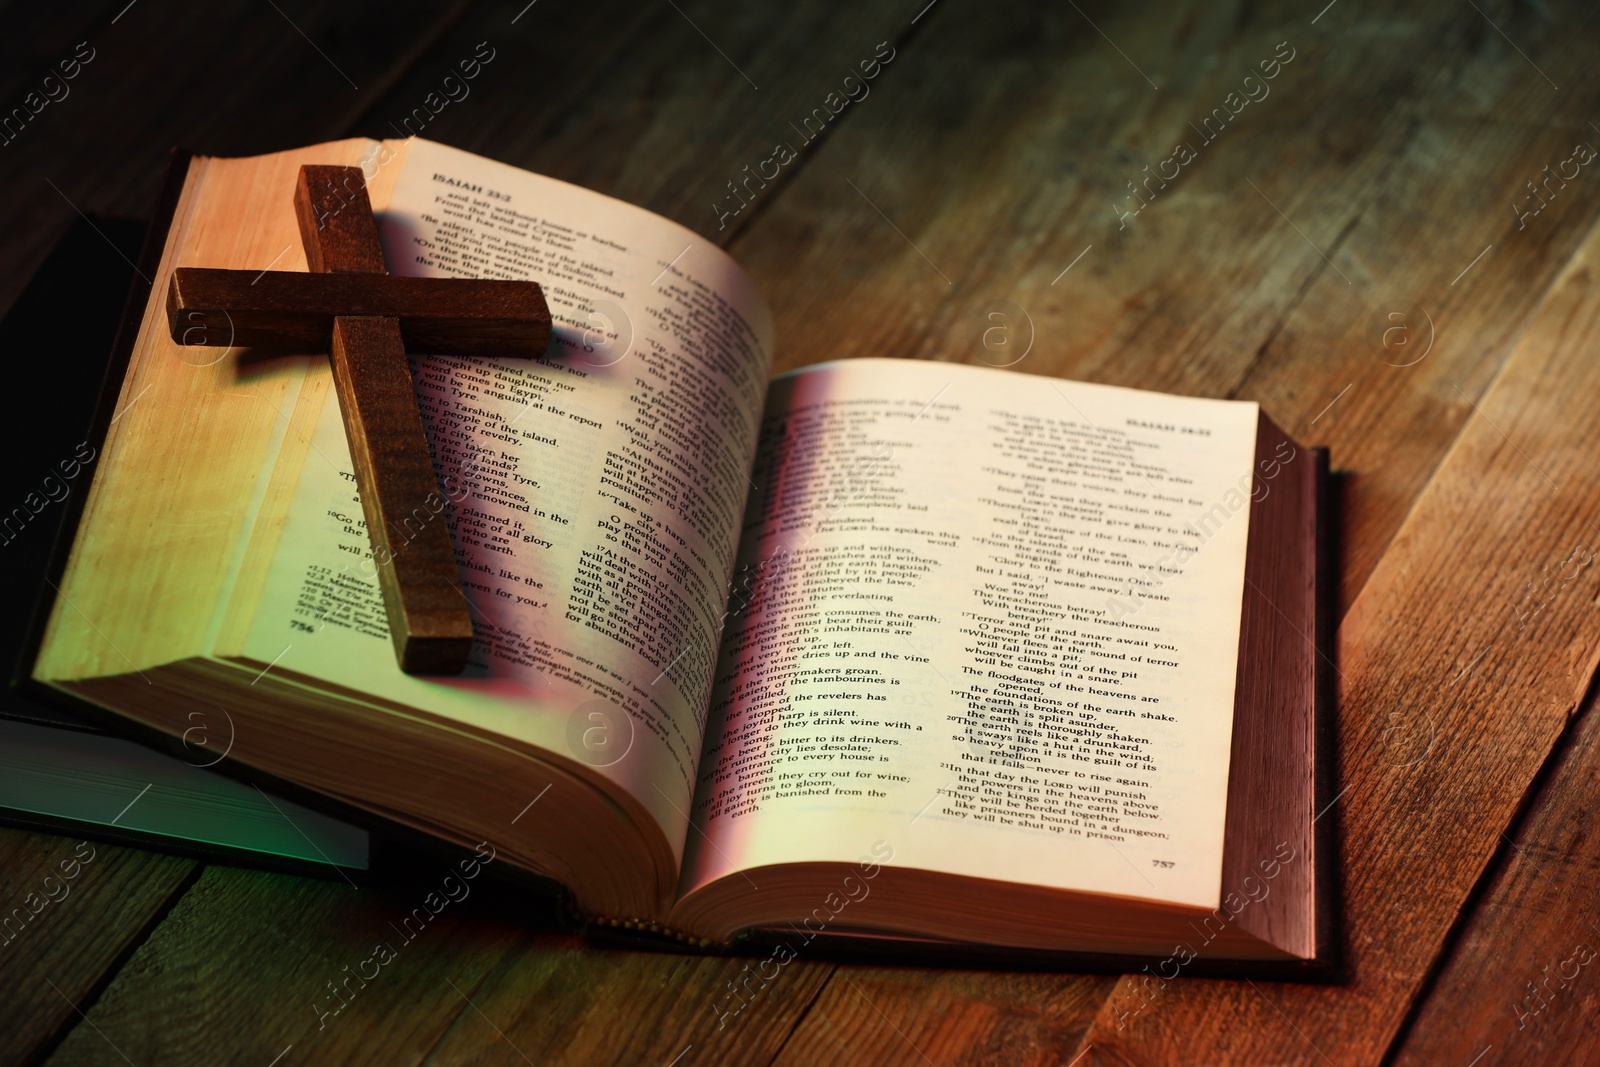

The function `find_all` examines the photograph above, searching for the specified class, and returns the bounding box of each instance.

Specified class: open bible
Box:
[30,138,1334,973]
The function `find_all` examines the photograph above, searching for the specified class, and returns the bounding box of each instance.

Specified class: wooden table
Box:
[4,0,1599,1063]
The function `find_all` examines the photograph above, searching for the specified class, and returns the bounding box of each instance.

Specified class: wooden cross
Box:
[166,164,551,675]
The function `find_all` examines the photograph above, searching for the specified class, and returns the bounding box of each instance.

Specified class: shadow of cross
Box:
[165,164,551,675]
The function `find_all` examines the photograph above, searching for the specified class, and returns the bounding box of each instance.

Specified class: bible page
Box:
[684,358,1259,910]
[236,139,773,857]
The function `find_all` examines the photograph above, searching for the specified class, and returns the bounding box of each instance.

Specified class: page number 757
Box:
[1151,859,1175,868]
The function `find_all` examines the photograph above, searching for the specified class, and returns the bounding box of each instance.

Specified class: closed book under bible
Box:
[2,215,368,875]
[30,138,1337,975]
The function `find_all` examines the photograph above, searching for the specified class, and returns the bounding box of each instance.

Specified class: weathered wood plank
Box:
[1389,686,1600,1064]
[42,864,519,1066]
[771,968,1117,1067]
[0,829,195,1065]
[1064,207,1600,1064]
[0,0,472,319]
[342,0,658,161]
[365,0,914,241]
[419,945,835,1066]
[31,859,833,1067]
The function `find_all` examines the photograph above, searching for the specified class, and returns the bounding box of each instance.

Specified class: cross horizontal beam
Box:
[166,267,551,358]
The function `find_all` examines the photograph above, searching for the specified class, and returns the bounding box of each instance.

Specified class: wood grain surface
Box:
[4,0,1599,1063]
[1391,676,1600,1066]
[0,834,195,1065]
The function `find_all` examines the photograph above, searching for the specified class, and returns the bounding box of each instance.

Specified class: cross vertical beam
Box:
[294,166,474,674]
